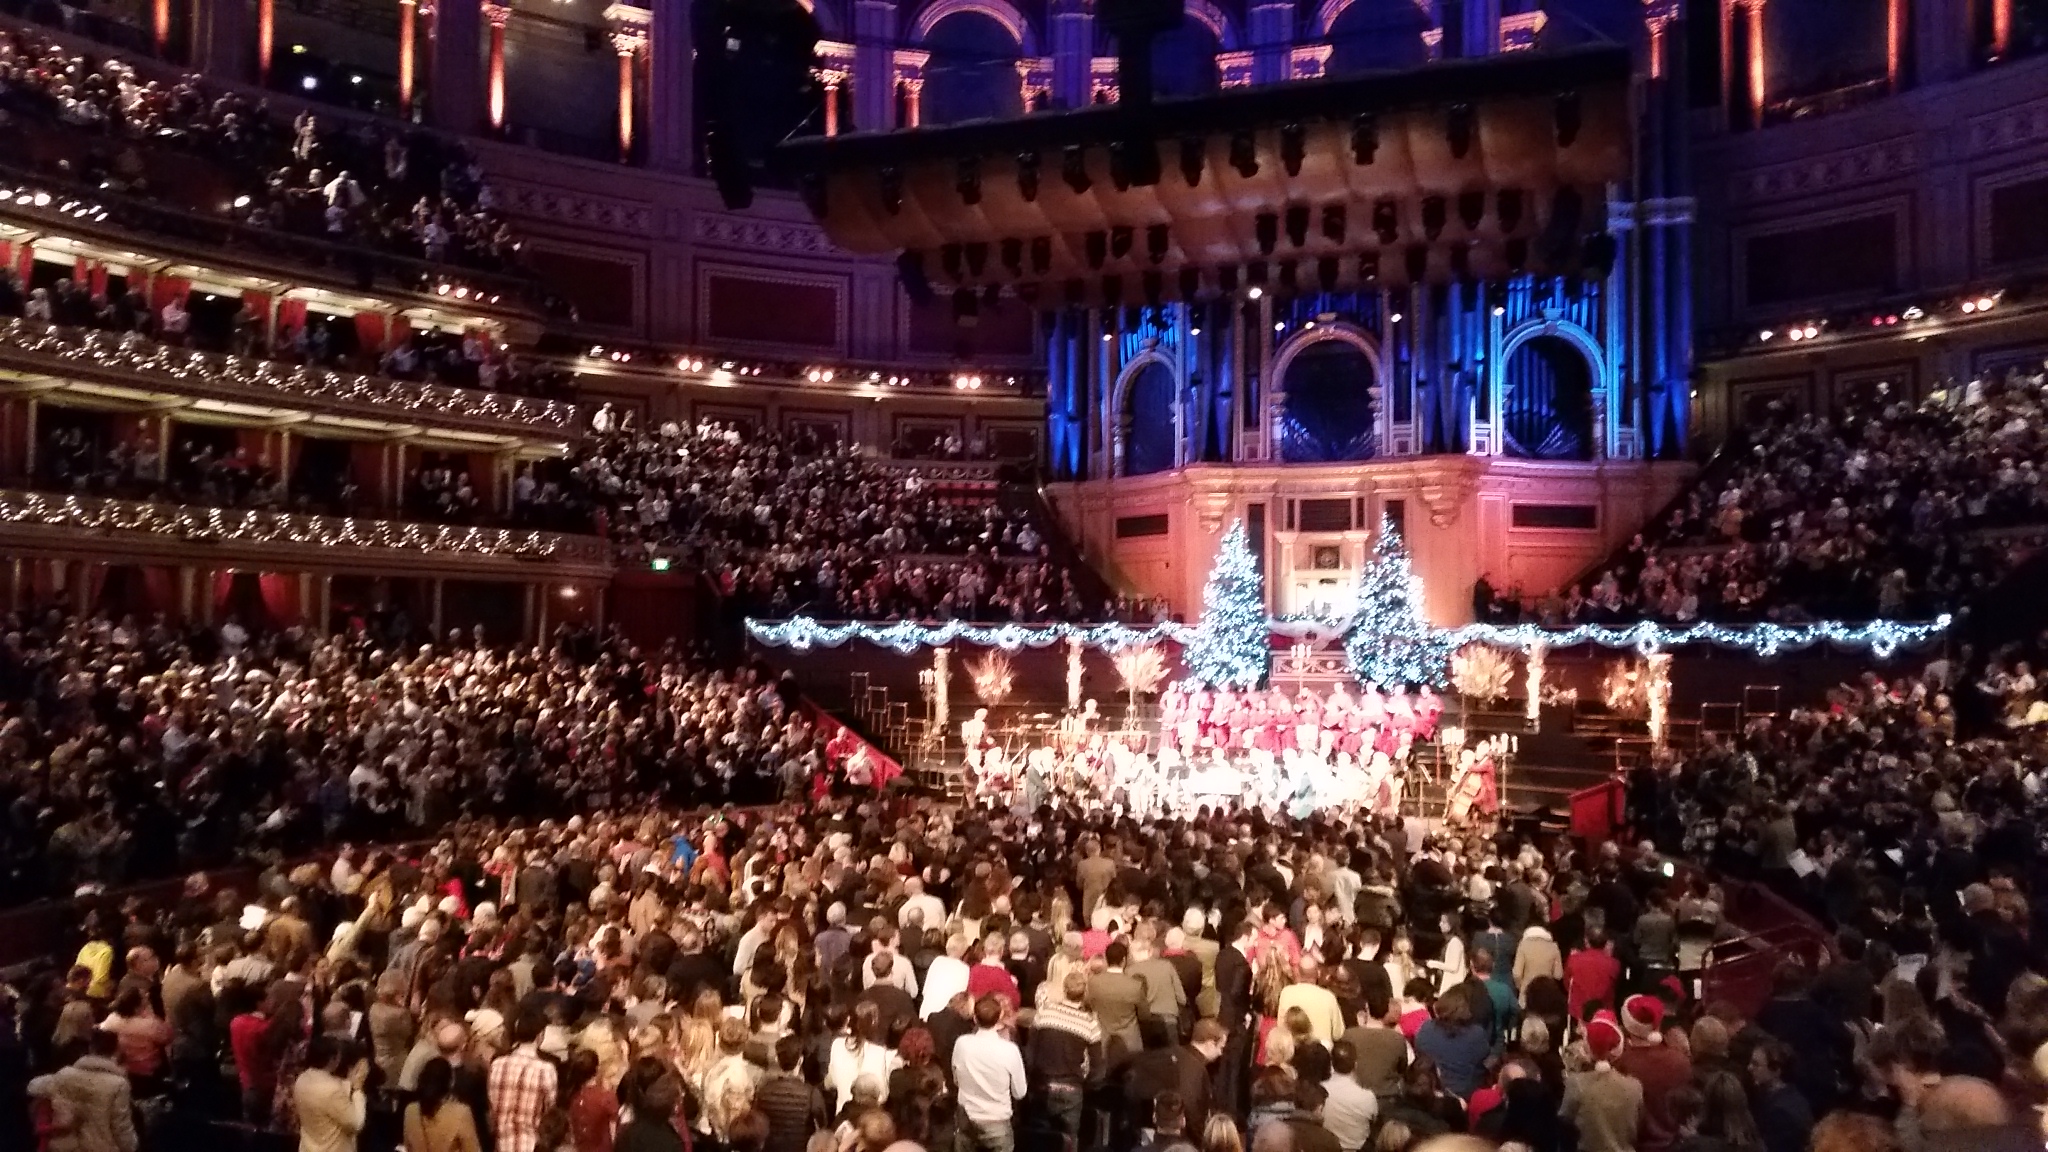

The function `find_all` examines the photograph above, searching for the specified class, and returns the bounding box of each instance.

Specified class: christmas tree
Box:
[1182,519,1270,689]
[1345,516,1452,688]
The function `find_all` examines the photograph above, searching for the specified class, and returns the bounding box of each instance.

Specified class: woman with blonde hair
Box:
[1200,1113,1244,1152]
[1252,962,1291,1062]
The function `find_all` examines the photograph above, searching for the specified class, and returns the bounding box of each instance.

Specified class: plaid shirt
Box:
[488,1045,558,1152]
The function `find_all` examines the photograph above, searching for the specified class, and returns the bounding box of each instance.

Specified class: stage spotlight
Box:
[897,250,933,304]
[1556,91,1582,147]
[1322,205,1347,243]
[1110,226,1135,259]
[1405,245,1429,283]
[1030,236,1053,274]
[1146,224,1170,264]
[940,244,964,279]
[1278,260,1298,294]
[1015,151,1041,201]
[1350,113,1378,165]
[1280,122,1306,176]
[1218,265,1240,293]
[1447,104,1475,159]
[1229,130,1258,178]
[953,288,978,325]
[1458,191,1486,231]
[1255,213,1279,255]
[1178,267,1201,299]
[1285,204,1310,248]
[1422,196,1447,241]
[1101,274,1123,305]
[1317,256,1339,292]
[879,166,903,213]
[964,242,988,277]
[1373,200,1399,244]
[1357,252,1380,284]
[1085,231,1108,270]
[1000,238,1023,276]
[1062,146,1090,193]
[983,282,1002,307]
[1143,270,1164,307]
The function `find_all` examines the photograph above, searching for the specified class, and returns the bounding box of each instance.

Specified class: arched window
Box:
[1327,0,1432,76]
[1122,362,1178,476]
[922,11,1024,125]
[1278,338,1379,463]
[1502,334,1595,461]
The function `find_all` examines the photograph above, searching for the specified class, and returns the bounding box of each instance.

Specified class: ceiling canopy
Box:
[778,47,1633,311]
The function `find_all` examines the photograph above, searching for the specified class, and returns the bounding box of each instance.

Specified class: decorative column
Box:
[646,0,692,169]
[432,0,484,132]
[484,1,512,132]
[1994,0,2013,57]
[1050,0,1094,108]
[891,50,928,127]
[932,646,951,734]
[855,0,899,132]
[152,0,170,56]
[257,0,275,83]
[606,4,650,161]
[1733,0,1766,128]
[398,0,419,115]
[1887,0,1905,88]
[820,68,846,135]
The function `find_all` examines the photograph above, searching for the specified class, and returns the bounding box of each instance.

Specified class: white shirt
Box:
[862,951,917,997]
[899,893,946,932]
[951,1028,1027,1125]
[823,1036,899,1112]
[1322,1074,1379,1152]
[920,954,971,1019]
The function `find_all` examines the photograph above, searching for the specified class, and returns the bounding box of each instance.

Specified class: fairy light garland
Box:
[747,613,1953,659]
[0,319,580,434]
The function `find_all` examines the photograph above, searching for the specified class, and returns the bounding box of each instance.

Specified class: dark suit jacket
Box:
[1215,946,1253,1032]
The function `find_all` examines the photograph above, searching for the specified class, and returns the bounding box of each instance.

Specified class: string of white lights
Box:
[0,319,580,433]
[746,612,1953,659]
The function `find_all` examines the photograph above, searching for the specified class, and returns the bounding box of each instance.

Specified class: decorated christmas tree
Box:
[1345,516,1452,688]
[1182,519,1270,689]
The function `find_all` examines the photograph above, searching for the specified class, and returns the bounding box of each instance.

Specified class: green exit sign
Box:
[650,558,671,572]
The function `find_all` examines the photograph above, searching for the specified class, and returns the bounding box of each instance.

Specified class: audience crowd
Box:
[574,415,1116,624]
[3,742,2044,1152]
[1480,372,2048,625]
[0,25,520,271]
[0,270,574,400]
[0,608,819,907]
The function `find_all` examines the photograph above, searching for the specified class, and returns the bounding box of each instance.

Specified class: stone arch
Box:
[1267,324,1385,464]
[794,0,846,38]
[1497,319,1607,460]
[1110,350,1180,477]
[910,0,1038,54]
[1184,0,1241,49]
[1322,0,1434,74]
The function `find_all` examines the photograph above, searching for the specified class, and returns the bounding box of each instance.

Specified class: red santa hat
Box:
[1622,994,1666,1042]
[1586,1011,1624,1064]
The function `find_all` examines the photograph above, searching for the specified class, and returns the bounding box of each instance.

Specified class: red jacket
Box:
[1565,946,1621,1022]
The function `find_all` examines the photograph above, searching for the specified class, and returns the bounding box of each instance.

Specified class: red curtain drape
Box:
[277,299,309,340]
[150,276,190,311]
[354,312,388,354]
[87,263,107,298]
[257,573,294,626]
[140,566,175,616]
[242,290,271,348]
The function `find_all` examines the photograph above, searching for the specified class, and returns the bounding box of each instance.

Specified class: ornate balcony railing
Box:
[0,319,582,438]
[0,489,609,564]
